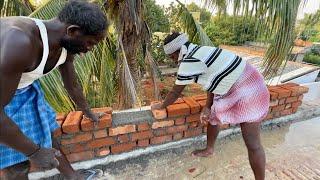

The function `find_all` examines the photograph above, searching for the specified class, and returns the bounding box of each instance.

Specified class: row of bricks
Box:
[268,83,309,100]
[64,125,212,162]
[61,104,302,163]
[152,83,308,120]
[54,107,113,136]
[65,102,302,163]
[60,117,207,147]
[60,100,300,155]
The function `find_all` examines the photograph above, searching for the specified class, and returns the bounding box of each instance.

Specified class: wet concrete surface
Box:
[98,117,320,180]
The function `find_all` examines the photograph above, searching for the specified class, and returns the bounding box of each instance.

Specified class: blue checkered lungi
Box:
[0,80,59,169]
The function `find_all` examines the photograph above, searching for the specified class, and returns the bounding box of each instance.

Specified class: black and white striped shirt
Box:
[175,43,246,95]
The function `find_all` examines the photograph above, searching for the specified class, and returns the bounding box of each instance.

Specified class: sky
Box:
[155,0,320,19]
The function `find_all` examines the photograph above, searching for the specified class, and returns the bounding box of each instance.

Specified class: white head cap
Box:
[163,33,189,55]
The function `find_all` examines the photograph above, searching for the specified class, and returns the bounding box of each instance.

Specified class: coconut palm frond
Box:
[29,0,65,19]
[198,0,303,78]
[261,0,301,78]
[1,0,32,17]
[176,0,213,46]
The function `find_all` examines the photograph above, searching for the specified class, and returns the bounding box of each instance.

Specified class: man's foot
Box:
[191,148,214,157]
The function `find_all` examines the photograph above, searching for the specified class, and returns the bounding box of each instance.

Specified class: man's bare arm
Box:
[59,57,99,121]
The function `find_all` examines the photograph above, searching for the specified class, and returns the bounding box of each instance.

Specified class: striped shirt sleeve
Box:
[175,58,207,85]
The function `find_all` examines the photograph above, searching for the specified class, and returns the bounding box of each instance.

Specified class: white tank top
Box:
[17,17,68,89]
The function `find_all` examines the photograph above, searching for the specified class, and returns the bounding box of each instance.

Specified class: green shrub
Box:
[303,52,320,65]
[204,16,257,46]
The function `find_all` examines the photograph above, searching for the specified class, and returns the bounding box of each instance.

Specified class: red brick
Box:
[173,133,183,140]
[153,129,167,136]
[62,111,83,134]
[298,95,304,101]
[91,107,113,114]
[138,122,150,131]
[93,129,108,139]
[150,135,172,145]
[69,143,89,153]
[264,113,273,120]
[111,142,136,154]
[167,125,188,134]
[81,114,112,131]
[197,122,205,128]
[95,147,110,157]
[184,128,202,138]
[61,133,92,145]
[186,114,200,123]
[275,88,291,98]
[167,103,190,117]
[66,151,94,162]
[87,137,116,148]
[175,118,185,125]
[283,86,309,96]
[191,94,207,101]
[292,107,298,113]
[131,130,153,141]
[198,100,207,109]
[152,109,167,120]
[273,112,281,118]
[285,103,292,109]
[279,98,286,105]
[280,83,299,87]
[219,124,229,129]
[152,120,174,129]
[269,99,279,107]
[280,109,292,116]
[269,91,278,100]
[138,139,149,147]
[189,122,198,128]
[109,125,136,136]
[292,101,302,108]
[286,97,298,103]
[272,105,286,112]
[183,97,201,114]
[117,134,130,143]
[174,98,185,104]
[56,113,67,121]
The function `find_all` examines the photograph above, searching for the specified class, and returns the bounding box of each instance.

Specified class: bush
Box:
[204,16,257,46]
[303,52,320,65]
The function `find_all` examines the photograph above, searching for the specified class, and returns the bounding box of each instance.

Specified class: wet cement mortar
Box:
[46,116,320,180]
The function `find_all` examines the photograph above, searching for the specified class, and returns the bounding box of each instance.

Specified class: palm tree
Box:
[176,0,303,79]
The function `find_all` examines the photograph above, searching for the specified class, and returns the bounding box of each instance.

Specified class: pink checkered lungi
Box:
[209,63,270,125]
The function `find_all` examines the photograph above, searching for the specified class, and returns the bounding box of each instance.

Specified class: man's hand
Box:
[151,102,163,111]
[29,148,61,171]
[200,107,211,124]
[83,110,101,122]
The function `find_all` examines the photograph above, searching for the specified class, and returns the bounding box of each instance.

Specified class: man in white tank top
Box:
[1,1,107,179]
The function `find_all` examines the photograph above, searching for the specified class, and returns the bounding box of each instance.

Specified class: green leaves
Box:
[176,0,303,79]
[1,0,32,17]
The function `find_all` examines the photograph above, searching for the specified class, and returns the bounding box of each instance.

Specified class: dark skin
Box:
[0,17,104,179]
[152,47,265,180]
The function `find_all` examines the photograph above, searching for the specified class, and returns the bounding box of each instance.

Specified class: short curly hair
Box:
[58,0,108,35]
